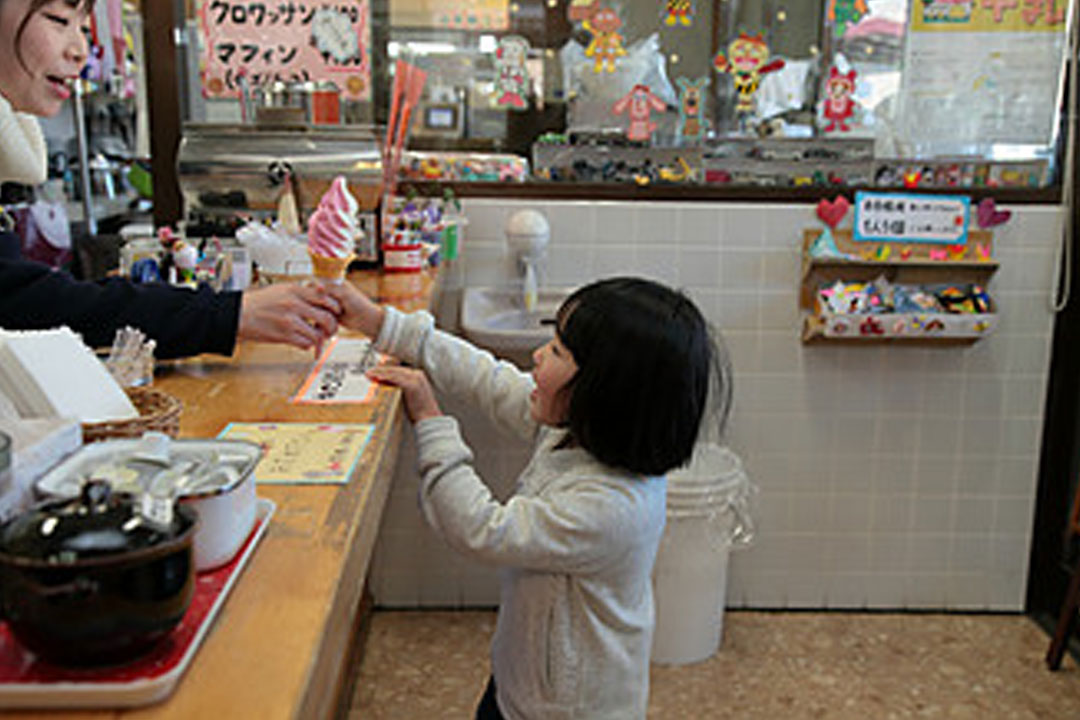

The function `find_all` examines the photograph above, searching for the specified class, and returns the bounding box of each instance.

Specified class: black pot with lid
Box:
[0,480,196,666]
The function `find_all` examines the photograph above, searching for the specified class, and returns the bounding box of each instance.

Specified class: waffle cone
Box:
[308,252,354,283]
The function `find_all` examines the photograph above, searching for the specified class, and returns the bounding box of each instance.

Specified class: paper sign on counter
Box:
[293,337,381,405]
[218,422,374,485]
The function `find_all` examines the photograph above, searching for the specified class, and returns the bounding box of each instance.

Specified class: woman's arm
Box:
[0,258,239,358]
[0,258,340,358]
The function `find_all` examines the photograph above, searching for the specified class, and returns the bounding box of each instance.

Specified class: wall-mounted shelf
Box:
[799,228,999,345]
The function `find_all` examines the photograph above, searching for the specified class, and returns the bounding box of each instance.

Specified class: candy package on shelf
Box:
[931,284,992,314]
[817,276,894,315]
[812,279,997,340]
[398,151,528,183]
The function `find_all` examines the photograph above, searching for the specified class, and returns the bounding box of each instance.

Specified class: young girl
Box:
[332,276,732,719]
[0,0,343,356]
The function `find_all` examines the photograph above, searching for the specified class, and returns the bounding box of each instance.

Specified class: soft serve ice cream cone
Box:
[307,175,361,283]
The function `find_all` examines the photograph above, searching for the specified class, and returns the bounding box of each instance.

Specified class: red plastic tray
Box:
[0,497,275,709]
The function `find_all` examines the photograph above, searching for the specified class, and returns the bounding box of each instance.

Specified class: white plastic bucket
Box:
[651,444,752,665]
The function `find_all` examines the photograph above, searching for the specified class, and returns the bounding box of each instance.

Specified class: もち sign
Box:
[854,192,971,245]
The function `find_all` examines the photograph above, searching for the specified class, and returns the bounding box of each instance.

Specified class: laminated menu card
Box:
[293,337,381,405]
[217,422,374,484]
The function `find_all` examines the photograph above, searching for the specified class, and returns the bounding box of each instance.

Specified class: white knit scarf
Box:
[0,93,48,185]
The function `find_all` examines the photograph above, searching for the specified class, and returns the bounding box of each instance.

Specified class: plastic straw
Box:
[388,64,427,197]
[383,59,408,191]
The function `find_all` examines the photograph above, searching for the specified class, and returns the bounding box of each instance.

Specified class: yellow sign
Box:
[218,422,374,484]
[910,0,1068,33]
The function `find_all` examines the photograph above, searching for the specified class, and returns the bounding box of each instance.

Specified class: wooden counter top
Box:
[4,270,436,719]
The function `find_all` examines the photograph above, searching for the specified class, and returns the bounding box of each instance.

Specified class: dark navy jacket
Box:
[0,251,240,359]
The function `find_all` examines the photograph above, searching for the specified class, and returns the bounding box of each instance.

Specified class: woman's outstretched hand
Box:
[367,365,442,423]
[238,283,341,354]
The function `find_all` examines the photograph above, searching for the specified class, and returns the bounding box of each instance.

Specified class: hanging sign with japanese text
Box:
[853,191,971,245]
[197,1,372,100]
[895,0,1068,153]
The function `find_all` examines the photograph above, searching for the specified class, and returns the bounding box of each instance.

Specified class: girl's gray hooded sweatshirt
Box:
[376,307,666,719]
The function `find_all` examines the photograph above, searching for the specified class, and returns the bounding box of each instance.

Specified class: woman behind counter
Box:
[0,0,340,358]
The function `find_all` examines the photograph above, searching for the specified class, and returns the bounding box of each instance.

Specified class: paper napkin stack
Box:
[0,416,81,521]
[0,327,138,424]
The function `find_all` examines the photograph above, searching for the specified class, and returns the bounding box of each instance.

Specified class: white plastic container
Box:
[651,444,753,665]
[34,436,263,571]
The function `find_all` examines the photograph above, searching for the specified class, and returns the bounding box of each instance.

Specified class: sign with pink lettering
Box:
[197,0,371,100]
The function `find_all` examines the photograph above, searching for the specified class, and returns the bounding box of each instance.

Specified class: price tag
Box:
[853,191,970,245]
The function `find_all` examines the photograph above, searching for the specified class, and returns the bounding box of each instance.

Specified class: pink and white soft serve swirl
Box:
[307,176,360,258]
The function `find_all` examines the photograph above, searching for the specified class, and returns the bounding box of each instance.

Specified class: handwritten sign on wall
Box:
[197,0,372,100]
[853,191,970,245]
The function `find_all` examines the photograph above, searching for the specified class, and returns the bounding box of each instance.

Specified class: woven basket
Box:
[81,386,183,443]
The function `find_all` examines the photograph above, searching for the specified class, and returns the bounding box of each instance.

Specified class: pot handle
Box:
[18,574,100,600]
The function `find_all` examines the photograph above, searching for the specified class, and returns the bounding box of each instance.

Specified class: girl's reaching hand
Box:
[367,365,442,423]
[323,281,385,338]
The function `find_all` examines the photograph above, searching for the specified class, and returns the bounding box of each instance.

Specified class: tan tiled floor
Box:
[350,610,1080,719]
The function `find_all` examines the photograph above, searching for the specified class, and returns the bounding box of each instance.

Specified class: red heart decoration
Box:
[976,197,1011,228]
[816,195,850,228]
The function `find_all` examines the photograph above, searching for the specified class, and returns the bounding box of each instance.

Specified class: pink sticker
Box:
[976,197,1012,228]
[822,66,857,133]
[613,85,666,142]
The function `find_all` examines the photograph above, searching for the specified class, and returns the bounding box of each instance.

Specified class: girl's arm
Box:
[331,281,536,440]
[378,306,537,442]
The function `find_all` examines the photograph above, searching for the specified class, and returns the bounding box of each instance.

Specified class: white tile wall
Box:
[369,198,1065,611]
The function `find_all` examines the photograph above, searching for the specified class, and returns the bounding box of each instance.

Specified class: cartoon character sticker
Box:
[827,0,868,38]
[613,84,666,142]
[713,33,785,117]
[494,35,529,110]
[568,0,600,22]
[663,0,693,27]
[675,76,710,145]
[822,66,857,132]
[584,7,627,74]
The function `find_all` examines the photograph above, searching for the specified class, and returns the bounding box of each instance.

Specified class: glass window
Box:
[177,0,1074,191]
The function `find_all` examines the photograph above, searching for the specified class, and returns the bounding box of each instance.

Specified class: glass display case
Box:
[174,0,1076,192]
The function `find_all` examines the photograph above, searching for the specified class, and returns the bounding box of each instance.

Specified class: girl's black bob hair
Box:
[555,276,732,477]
